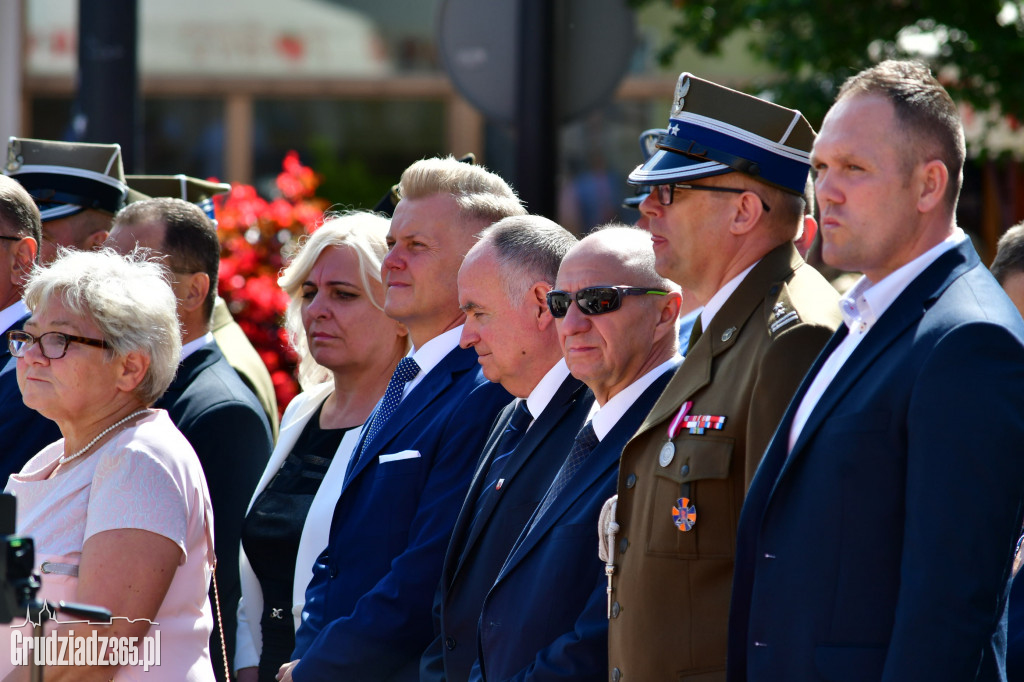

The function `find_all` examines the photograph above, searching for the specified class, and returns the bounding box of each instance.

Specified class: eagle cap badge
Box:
[671,76,691,117]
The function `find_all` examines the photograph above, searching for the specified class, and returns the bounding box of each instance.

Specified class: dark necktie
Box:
[471,400,533,528]
[528,421,599,533]
[348,356,420,478]
[686,314,704,355]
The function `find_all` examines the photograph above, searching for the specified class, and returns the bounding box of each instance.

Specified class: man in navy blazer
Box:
[729,61,1024,681]
[420,214,592,682]
[283,157,523,681]
[0,176,60,477]
[107,198,274,679]
[472,225,683,681]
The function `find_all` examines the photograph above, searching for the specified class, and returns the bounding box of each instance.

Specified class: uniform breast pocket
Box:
[645,438,734,559]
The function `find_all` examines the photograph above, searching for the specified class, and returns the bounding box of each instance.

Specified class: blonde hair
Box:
[278,210,406,389]
[398,156,526,226]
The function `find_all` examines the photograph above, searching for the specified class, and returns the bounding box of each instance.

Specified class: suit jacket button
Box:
[329,565,338,579]
[611,601,621,618]
[611,667,622,682]
[680,464,690,476]
[625,473,637,488]
[618,537,628,554]
[445,636,456,650]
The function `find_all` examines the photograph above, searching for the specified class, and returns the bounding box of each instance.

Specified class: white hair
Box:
[23,247,181,404]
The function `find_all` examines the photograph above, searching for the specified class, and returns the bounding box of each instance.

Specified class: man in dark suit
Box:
[607,74,842,682]
[729,60,1024,682]
[106,197,274,680]
[0,175,58,477]
[126,174,280,436]
[282,157,521,682]
[420,214,591,682]
[472,225,682,681]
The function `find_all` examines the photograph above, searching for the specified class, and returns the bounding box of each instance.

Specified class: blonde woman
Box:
[235,212,408,682]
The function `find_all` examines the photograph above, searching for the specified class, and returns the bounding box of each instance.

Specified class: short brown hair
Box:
[837,60,965,209]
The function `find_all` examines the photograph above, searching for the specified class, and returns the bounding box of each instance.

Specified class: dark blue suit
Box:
[155,340,273,679]
[292,344,511,681]
[422,373,594,682]
[729,240,1024,681]
[473,361,678,681]
[0,313,61,479]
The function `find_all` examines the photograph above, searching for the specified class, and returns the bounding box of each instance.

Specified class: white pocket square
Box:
[379,450,421,463]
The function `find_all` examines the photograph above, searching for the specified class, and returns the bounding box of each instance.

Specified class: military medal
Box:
[672,497,697,531]
[660,401,692,467]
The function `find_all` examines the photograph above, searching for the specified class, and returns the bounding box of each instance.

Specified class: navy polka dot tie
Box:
[350,356,420,475]
[527,420,598,534]
[470,399,533,529]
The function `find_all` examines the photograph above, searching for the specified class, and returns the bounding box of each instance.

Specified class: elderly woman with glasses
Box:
[3,248,216,681]
[234,211,408,682]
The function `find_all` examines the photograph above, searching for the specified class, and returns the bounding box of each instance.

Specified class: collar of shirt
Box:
[403,325,463,397]
[180,332,215,362]
[525,358,571,421]
[589,354,681,441]
[839,227,967,336]
[699,261,758,332]
[0,300,29,336]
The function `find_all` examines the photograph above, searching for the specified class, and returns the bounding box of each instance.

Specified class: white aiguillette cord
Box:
[59,409,150,465]
[598,494,618,619]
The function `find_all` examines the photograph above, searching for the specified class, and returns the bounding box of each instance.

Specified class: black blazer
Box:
[155,340,274,678]
[422,373,594,682]
[0,314,61,479]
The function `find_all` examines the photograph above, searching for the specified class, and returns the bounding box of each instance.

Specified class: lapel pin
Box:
[721,327,736,342]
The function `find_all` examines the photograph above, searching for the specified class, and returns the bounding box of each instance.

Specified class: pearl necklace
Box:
[59,409,150,465]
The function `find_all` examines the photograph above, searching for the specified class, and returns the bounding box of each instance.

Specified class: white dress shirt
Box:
[787,228,967,452]
[590,355,681,441]
[402,325,463,398]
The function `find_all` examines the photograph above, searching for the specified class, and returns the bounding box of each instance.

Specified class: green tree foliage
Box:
[633,0,1024,132]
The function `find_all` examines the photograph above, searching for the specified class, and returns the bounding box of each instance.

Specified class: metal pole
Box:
[515,0,557,218]
[74,0,139,171]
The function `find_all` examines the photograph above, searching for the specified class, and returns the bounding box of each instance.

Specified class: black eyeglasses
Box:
[7,330,109,360]
[546,286,668,318]
[655,183,770,212]
[0,236,23,243]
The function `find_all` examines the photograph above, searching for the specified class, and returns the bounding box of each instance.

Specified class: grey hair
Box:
[477,215,578,304]
[23,247,181,405]
[585,223,682,294]
[991,221,1024,284]
[398,156,527,227]
[278,210,408,390]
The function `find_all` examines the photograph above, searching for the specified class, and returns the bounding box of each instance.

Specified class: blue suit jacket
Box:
[292,344,511,682]
[473,362,677,681]
[729,240,1024,682]
[422,374,594,682]
[154,341,273,677]
[0,314,61,479]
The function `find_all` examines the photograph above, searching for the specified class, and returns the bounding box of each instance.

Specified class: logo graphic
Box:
[9,605,161,671]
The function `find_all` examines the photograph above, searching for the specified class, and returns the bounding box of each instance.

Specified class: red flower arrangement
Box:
[214,151,331,413]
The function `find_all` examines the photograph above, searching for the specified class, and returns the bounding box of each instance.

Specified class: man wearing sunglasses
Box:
[473,225,682,681]
[0,175,61,478]
[606,73,843,681]
[422,215,593,682]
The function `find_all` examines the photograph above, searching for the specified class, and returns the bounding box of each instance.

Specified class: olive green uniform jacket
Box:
[607,242,842,682]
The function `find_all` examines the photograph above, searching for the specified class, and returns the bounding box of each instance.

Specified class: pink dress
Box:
[2,410,216,681]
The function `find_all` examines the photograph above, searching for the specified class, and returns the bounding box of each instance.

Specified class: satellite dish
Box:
[438,0,636,124]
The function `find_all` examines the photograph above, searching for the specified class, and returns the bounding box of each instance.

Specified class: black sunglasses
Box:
[546,286,668,318]
[7,329,109,360]
[655,183,770,212]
